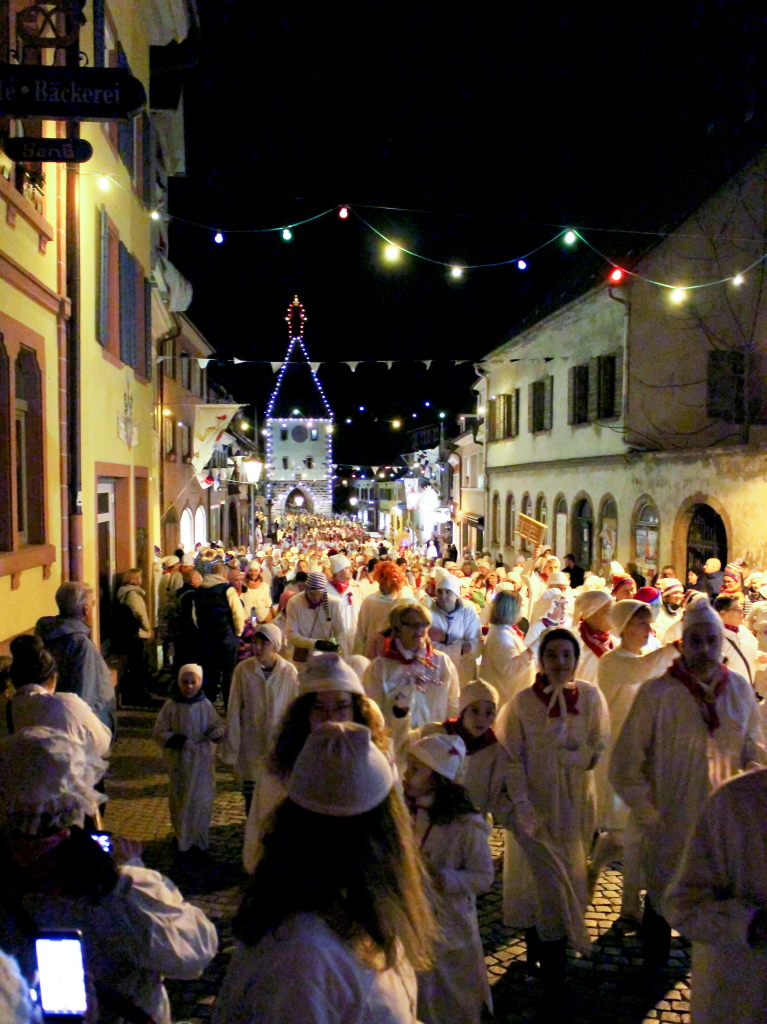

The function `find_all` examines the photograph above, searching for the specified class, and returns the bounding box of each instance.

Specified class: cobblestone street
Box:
[104,709,692,1024]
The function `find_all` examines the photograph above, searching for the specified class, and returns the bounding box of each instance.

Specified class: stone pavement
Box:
[104,709,692,1024]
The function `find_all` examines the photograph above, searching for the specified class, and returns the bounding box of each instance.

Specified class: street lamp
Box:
[241,458,264,550]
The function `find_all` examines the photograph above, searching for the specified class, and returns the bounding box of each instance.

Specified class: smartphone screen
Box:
[89,831,112,854]
[35,932,87,1018]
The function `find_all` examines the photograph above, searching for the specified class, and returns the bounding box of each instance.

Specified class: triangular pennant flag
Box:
[422,360,432,370]
[270,362,282,373]
[385,361,394,370]
[347,361,360,372]
[197,358,211,369]
[454,359,468,365]
[310,362,321,373]
[232,357,246,365]
[371,466,380,473]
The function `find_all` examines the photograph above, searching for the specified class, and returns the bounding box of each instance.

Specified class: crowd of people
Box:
[1,526,767,1023]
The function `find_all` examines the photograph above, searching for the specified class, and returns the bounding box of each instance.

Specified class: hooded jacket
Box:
[36,616,116,733]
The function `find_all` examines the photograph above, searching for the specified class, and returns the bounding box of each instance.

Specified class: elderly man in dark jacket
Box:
[36,581,116,735]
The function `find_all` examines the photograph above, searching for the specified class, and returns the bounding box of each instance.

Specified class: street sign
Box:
[0,65,145,121]
[3,136,93,162]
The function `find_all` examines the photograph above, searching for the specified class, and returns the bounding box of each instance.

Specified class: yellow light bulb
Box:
[384,244,400,262]
[670,288,687,304]
[150,210,160,220]
[733,274,744,287]
[98,176,110,191]
[392,419,401,429]
[450,266,463,278]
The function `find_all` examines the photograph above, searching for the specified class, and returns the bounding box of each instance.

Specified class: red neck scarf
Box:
[381,636,435,668]
[532,672,580,717]
[330,579,351,602]
[511,623,525,639]
[723,623,739,635]
[669,659,730,734]
[444,716,498,753]
[579,619,614,659]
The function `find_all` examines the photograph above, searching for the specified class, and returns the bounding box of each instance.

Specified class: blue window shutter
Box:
[144,276,152,380]
[97,205,108,346]
[93,0,105,67]
[119,242,136,367]
[117,49,135,177]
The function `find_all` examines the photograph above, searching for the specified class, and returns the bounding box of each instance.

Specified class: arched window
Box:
[572,496,593,570]
[504,493,514,548]
[599,497,618,573]
[535,493,547,526]
[14,347,44,545]
[521,492,532,553]
[554,496,567,562]
[180,508,194,552]
[194,505,207,546]
[635,499,660,576]
[491,492,500,545]
[0,336,11,551]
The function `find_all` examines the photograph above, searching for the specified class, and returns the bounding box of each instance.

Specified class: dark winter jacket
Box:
[35,616,116,734]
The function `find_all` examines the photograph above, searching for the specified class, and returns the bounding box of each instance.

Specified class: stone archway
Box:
[672,493,731,579]
[285,486,314,514]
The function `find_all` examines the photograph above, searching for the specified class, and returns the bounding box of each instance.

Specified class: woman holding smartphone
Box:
[0,726,217,1024]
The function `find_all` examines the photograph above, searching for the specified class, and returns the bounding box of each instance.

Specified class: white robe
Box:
[654,604,682,644]
[11,686,112,765]
[480,624,534,706]
[595,643,679,829]
[413,809,494,1024]
[219,656,298,784]
[664,767,767,1024]
[240,582,273,623]
[609,667,767,904]
[154,697,225,851]
[362,648,460,750]
[21,863,217,1024]
[722,624,759,690]
[575,631,618,685]
[412,722,510,820]
[497,680,610,948]
[214,913,419,1024]
[426,598,482,686]
[284,591,350,665]
[328,579,364,655]
[353,589,414,657]
[747,599,767,697]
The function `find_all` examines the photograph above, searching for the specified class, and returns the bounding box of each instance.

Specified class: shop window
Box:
[14,347,44,546]
[634,500,659,576]
[528,376,553,433]
[504,493,514,548]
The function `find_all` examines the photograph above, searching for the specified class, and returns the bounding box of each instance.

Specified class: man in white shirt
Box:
[654,577,685,643]
[327,553,362,653]
[285,572,348,667]
[715,593,765,692]
[426,570,482,686]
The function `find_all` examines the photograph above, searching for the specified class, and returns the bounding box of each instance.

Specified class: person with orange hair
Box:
[353,561,414,658]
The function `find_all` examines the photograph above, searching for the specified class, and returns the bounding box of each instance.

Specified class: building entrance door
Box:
[97,480,116,648]
[573,499,593,571]
[687,504,727,577]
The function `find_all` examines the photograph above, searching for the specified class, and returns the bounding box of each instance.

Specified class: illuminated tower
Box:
[265,297,334,516]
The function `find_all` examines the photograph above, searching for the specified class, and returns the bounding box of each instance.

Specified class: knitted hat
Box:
[611,572,635,595]
[329,553,351,575]
[658,577,684,599]
[744,571,764,590]
[0,727,105,835]
[634,586,662,621]
[459,679,499,713]
[288,722,394,816]
[298,652,365,695]
[574,589,612,622]
[610,599,648,636]
[177,663,203,681]
[547,571,570,587]
[410,732,466,781]
[683,600,724,637]
[306,571,327,592]
[253,622,283,649]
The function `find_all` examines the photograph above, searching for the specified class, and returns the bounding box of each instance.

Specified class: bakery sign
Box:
[0,65,145,121]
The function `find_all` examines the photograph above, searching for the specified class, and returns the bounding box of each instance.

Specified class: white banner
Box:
[191,404,242,474]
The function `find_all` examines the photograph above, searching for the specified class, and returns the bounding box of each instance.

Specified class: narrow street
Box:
[104,708,692,1024]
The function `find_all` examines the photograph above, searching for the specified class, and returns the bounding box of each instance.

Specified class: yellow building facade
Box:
[0,0,191,651]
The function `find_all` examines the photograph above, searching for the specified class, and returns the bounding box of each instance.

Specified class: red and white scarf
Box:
[579,619,614,659]
[669,659,729,734]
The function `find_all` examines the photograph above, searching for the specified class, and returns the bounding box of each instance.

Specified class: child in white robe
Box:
[154,663,225,855]
[404,732,494,1024]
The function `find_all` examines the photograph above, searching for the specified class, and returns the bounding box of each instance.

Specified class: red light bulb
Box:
[610,268,625,283]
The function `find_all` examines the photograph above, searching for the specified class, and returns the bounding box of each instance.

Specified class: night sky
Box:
[167,2,767,466]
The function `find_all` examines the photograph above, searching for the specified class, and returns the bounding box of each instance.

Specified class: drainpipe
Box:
[156,312,182,542]
[65,122,82,580]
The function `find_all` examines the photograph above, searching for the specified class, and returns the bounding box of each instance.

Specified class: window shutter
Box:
[93,0,105,67]
[707,350,744,422]
[144,277,152,379]
[612,349,624,417]
[527,383,534,433]
[512,389,520,436]
[97,205,108,346]
[587,357,599,420]
[487,397,497,441]
[544,374,554,430]
[141,113,152,208]
[567,366,575,424]
[119,241,136,367]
